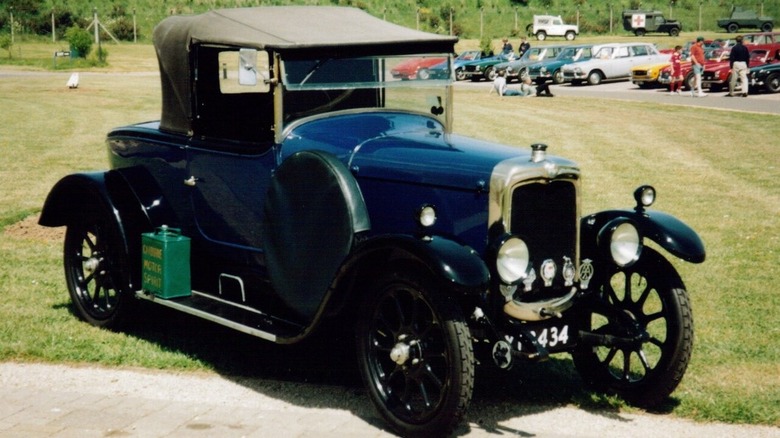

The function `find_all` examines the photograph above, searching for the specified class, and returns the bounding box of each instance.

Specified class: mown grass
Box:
[0,41,778,427]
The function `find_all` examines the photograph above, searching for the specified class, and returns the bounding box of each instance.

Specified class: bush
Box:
[65,26,92,58]
[0,34,12,59]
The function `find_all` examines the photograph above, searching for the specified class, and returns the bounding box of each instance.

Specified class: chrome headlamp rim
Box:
[598,218,643,268]
[495,235,531,285]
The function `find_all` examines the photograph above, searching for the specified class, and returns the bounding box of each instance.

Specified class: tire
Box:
[485,66,497,81]
[765,73,780,93]
[565,31,576,41]
[536,31,547,41]
[417,68,430,80]
[572,248,694,408]
[455,68,465,81]
[552,69,564,84]
[669,28,680,37]
[587,70,603,85]
[635,28,646,37]
[761,22,773,33]
[356,272,474,437]
[64,217,134,329]
[684,72,695,91]
[526,23,533,36]
[727,23,738,33]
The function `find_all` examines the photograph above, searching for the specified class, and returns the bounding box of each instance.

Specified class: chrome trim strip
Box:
[135,290,277,342]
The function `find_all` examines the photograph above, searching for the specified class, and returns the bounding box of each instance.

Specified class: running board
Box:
[135,290,304,342]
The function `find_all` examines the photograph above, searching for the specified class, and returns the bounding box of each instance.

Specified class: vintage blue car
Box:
[39,6,705,437]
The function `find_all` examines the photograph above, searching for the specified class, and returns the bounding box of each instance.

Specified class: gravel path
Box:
[1,362,778,437]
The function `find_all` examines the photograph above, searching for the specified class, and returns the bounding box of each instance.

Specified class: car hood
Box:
[282,112,573,191]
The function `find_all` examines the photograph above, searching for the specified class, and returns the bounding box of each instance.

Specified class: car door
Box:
[604,45,632,79]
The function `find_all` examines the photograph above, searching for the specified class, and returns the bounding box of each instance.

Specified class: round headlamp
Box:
[496,236,530,284]
[634,185,656,210]
[598,219,642,267]
[417,205,437,228]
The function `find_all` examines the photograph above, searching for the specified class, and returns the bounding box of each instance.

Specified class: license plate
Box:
[528,324,571,351]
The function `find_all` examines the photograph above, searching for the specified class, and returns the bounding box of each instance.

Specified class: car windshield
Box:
[281,54,453,127]
[558,47,585,60]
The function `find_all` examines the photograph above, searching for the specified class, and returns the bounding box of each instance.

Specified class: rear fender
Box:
[581,209,706,264]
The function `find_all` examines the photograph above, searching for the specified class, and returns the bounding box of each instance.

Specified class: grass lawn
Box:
[0,42,778,427]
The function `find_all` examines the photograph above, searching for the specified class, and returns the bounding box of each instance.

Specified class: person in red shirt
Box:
[690,36,707,97]
[669,45,683,95]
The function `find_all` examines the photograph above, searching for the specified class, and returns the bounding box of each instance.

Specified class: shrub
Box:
[0,34,12,59]
[65,26,92,58]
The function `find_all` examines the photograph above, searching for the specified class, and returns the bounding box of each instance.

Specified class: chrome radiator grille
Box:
[509,181,577,281]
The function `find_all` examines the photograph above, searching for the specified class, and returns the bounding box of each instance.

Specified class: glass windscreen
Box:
[281,54,453,124]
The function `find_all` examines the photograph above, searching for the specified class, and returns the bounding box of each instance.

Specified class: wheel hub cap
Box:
[390,341,411,365]
[84,256,100,275]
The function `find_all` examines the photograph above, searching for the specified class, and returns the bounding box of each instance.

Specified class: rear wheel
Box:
[669,28,680,37]
[727,23,739,33]
[356,272,474,437]
[64,216,134,329]
[565,31,576,41]
[761,22,773,32]
[635,28,646,37]
[573,248,694,407]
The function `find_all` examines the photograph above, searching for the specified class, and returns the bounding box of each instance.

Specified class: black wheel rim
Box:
[366,285,451,424]
[65,223,121,321]
[589,268,676,385]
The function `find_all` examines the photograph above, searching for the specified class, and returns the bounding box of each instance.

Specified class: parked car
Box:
[462,52,515,81]
[622,10,682,36]
[494,45,566,82]
[390,55,447,80]
[749,60,780,93]
[430,49,488,80]
[562,42,670,85]
[526,14,579,41]
[702,49,780,92]
[527,44,603,84]
[631,61,671,88]
[717,6,773,33]
[38,6,706,437]
[658,43,732,90]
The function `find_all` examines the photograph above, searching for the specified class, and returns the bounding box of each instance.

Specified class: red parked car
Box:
[702,48,780,92]
[390,56,447,80]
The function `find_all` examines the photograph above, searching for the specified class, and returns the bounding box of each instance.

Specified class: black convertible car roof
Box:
[153,6,458,134]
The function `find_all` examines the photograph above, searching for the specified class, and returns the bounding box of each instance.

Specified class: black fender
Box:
[39,171,157,289]
[329,234,489,313]
[581,209,705,264]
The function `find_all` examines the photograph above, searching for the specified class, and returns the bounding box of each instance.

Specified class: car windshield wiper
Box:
[299,59,332,86]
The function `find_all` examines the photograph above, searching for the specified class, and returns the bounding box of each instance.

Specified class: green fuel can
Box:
[141,226,191,299]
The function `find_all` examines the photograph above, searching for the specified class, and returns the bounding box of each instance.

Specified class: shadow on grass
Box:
[84,299,678,436]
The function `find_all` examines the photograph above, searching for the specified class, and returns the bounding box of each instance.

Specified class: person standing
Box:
[690,36,707,97]
[727,35,750,97]
[501,38,514,56]
[518,37,531,58]
[669,45,683,95]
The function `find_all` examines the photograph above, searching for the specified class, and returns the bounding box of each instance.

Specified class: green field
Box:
[0,41,778,428]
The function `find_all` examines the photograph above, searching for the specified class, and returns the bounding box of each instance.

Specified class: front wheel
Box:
[727,23,739,33]
[587,70,603,85]
[455,68,465,81]
[761,22,773,32]
[485,66,497,81]
[572,248,694,407]
[64,217,134,329]
[669,28,680,37]
[536,31,547,41]
[766,73,780,93]
[552,69,564,84]
[356,272,474,437]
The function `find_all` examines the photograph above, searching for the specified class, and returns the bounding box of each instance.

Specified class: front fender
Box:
[346,235,490,292]
[581,209,706,264]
